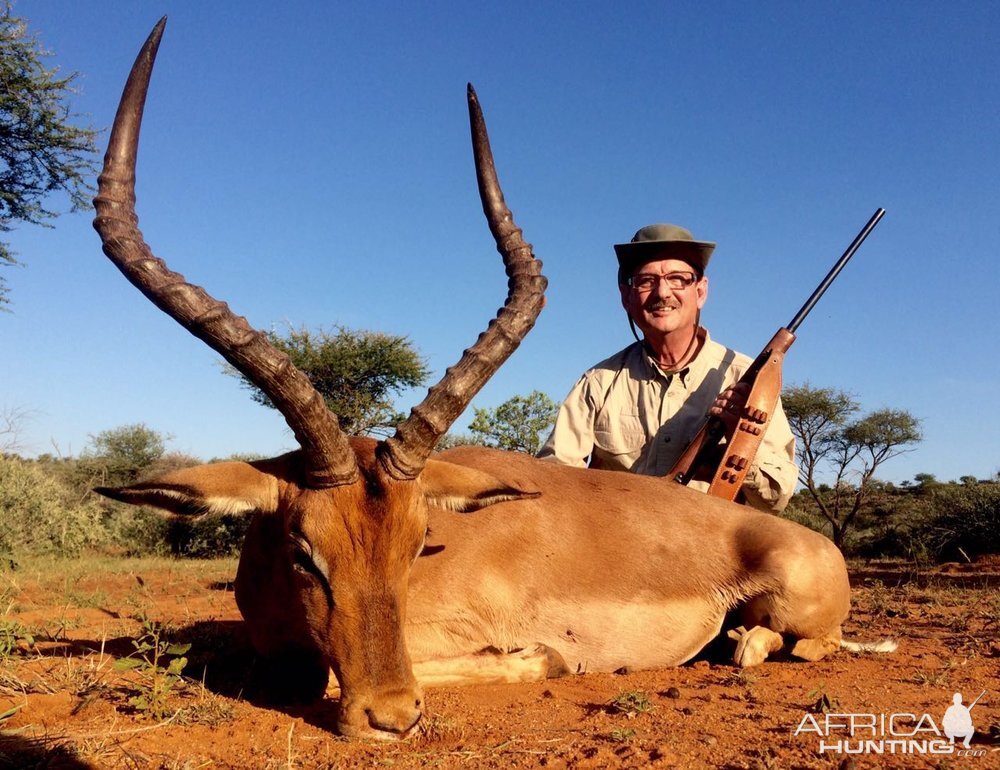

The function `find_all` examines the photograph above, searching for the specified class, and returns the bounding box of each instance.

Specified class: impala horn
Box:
[378,85,547,480]
[92,18,359,488]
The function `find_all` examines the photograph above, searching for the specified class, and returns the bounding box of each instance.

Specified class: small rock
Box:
[664,687,681,699]
[705,735,718,746]
[614,666,631,675]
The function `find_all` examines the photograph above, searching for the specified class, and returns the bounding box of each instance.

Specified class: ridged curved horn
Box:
[378,84,547,480]
[93,18,358,488]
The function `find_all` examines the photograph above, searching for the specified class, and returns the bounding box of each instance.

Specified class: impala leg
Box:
[414,644,571,687]
[726,584,848,665]
[325,644,570,696]
[726,623,843,665]
[727,625,784,667]
[788,626,842,661]
[731,535,851,666]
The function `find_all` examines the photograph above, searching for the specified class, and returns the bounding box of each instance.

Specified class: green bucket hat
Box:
[614,223,716,276]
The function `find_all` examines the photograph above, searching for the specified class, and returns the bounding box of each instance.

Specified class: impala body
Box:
[107,439,852,739]
[406,445,849,674]
[95,20,856,742]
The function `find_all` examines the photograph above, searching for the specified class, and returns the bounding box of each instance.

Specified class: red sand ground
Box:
[0,556,998,769]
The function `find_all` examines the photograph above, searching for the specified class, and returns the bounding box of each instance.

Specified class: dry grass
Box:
[0,556,239,768]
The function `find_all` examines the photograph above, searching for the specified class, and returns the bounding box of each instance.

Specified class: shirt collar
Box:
[641,328,714,388]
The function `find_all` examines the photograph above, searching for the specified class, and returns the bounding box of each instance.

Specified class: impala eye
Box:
[287,530,333,601]
[292,548,315,576]
[288,532,318,576]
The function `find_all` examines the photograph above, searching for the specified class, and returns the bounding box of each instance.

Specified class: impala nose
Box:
[338,692,422,740]
[366,692,423,737]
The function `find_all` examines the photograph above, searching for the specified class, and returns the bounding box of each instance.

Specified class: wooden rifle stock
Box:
[669,208,886,502]
[670,328,794,499]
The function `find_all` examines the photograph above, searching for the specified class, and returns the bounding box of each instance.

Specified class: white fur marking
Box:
[426,493,527,513]
[840,638,897,654]
[143,488,256,517]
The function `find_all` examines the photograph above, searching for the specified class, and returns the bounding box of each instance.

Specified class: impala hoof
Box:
[728,625,784,668]
[543,644,572,679]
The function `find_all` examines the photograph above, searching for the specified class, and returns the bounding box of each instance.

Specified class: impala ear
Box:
[95,462,280,519]
[419,458,539,513]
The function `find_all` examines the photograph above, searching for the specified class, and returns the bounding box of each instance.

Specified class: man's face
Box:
[619,257,707,340]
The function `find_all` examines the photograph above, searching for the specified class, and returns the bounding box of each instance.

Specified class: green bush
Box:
[0,456,106,557]
[167,515,250,558]
[780,500,893,555]
[103,506,173,558]
[0,454,252,560]
[784,480,1000,562]
[922,483,1000,559]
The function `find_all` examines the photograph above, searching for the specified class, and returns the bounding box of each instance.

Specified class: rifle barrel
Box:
[786,208,885,334]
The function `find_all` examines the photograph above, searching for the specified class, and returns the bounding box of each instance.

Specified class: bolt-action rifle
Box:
[669,208,886,501]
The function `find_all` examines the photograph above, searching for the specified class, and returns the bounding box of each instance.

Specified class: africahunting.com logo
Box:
[794,690,989,758]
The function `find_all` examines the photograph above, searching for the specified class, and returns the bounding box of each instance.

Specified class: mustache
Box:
[643,299,676,312]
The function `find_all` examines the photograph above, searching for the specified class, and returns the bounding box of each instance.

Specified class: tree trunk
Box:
[831,522,846,550]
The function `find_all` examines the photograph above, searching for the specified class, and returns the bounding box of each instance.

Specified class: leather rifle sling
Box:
[707,328,794,501]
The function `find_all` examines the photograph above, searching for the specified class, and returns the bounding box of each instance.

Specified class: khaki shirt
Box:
[537,333,798,512]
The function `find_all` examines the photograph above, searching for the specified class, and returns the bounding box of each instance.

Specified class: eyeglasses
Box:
[628,271,698,292]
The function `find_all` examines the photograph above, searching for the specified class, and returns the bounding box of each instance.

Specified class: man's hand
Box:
[708,382,751,433]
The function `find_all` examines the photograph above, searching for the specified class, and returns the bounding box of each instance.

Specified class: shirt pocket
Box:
[593,412,647,456]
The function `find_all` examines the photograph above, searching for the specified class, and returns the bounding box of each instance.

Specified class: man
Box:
[537,223,797,512]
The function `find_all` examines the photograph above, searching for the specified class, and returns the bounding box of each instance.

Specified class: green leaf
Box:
[165,643,191,656]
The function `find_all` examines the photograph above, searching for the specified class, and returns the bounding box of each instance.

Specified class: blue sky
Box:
[4,1,998,484]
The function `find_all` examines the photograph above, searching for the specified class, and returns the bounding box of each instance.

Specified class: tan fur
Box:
[405,446,851,676]
[102,440,854,739]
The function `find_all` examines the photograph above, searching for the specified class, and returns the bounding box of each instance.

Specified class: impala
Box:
[95,19,878,742]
